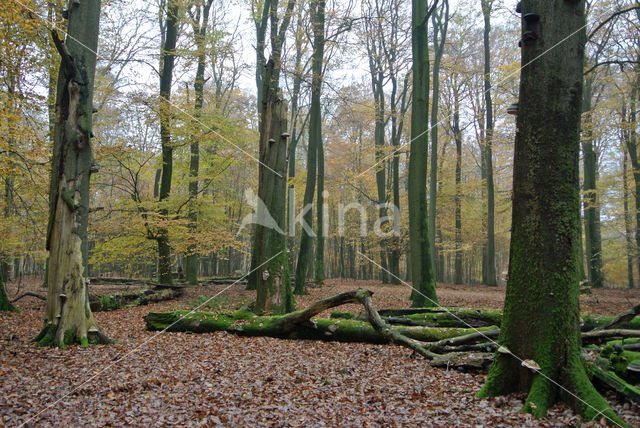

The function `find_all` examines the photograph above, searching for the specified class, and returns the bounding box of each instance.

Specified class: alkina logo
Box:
[237,188,284,235]
[237,188,401,238]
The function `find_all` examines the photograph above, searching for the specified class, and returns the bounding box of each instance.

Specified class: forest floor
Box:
[1,277,640,427]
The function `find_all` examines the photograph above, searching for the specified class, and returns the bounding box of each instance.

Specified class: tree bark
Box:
[453,79,463,285]
[429,0,449,283]
[0,269,18,312]
[36,0,110,346]
[481,0,496,286]
[408,0,438,307]
[623,150,635,288]
[186,0,214,285]
[581,78,604,288]
[156,0,180,285]
[478,2,622,423]
[253,65,294,314]
[294,0,324,294]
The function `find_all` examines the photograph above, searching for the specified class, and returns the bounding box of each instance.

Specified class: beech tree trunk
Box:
[250,0,296,313]
[35,0,110,346]
[185,0,214,285]
[408,0,438,307]
[453,85,463,285]
[294,0,324,294]
[478,2,622,423]
[623,151,635,288]
[429,0,449,283]
[481,0,496,286]
[314,0,327,285]
[0,269,17,312]
[157,0,179,285]
[581,78,603,288]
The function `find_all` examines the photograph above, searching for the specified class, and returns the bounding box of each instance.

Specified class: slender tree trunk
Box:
[287,14,304,269]
[624,83,640,286]
[186,0,214,285]
[408,0,437,307]
[156,0,179,285]
[581,78,603,288]
[429,0,448,284]
[623,150,635,289]
[481,0,496,286]
[35,0,110,346]
[453,89,463,285]
[313,0,326,284]
[295,0,325,294]
[315,131,326,284]
[479,2,621,422]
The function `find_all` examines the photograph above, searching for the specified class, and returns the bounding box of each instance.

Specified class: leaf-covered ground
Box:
[1,278,639,427]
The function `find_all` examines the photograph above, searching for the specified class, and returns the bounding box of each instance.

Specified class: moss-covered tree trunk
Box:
[185,0,214,285]
[478,1,621,423]
[156,0,179,285]
[35,0,110,346]
[408,0,437,307]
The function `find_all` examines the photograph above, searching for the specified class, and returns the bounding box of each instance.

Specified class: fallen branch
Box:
[11,292,46,303]
[428,329,500,354]
[582,329,640,343]
[594,302,640,331]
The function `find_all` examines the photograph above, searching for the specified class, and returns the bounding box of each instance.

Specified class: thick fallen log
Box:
[581,314,640,331]
[90,287,182,311]
[200,277,247,285]
[582,329,640,343]
[144,289,497,351]
[334,308,503,329]
[89,276,144,284]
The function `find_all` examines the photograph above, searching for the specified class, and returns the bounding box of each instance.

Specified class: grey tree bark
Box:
[36,0,110,346]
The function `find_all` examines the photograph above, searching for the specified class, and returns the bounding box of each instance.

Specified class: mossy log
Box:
[334,308,503,328]
[599,345,640,382]
[586,355,640,403]
[144,289,497,354]
[89,287,182,311]
[581,314,640,332]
